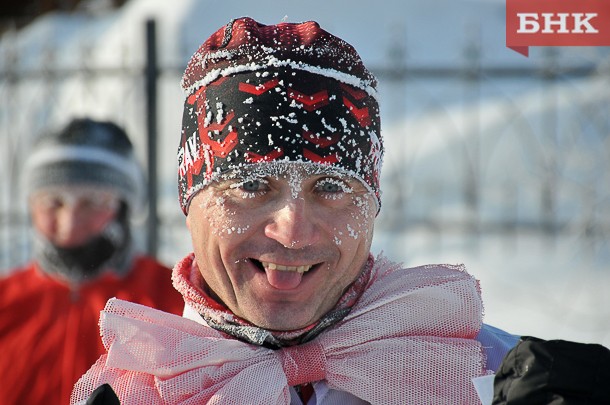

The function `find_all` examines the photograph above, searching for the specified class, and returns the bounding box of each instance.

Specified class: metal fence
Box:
[1,19,609,275]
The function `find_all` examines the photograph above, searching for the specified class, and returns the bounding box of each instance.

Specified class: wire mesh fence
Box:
[1,19,609,277]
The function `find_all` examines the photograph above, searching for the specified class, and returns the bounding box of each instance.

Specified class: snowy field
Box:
[373,230,610,347]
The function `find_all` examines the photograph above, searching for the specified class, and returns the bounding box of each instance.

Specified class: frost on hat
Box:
[24,118,143,210]
[178,17,383,214]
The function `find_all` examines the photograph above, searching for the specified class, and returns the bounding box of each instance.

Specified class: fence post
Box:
[145,18,158,256]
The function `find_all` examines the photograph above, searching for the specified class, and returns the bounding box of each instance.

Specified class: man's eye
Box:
[227,178,268,194]
[242,180,260,191]
[315,178,350,193]
[238,179,268,192]
[320,182,340,193]
[40,197,64,209]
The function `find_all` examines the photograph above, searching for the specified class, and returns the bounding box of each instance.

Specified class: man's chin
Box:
[246,308,319,332]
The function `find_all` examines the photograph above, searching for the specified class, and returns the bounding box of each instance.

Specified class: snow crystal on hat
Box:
[178,17,383,214]
[181,17,378,97]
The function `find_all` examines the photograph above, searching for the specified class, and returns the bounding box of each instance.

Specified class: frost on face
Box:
[225,226,250,235]
[198,195,251,237]
[346,224,358,239]
[340,194,374,243]
[209,162,375,247]
[315,177,353,199]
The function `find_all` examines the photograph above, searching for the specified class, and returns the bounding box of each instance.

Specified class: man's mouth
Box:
[260,261,312,273]
[251,259,317,290]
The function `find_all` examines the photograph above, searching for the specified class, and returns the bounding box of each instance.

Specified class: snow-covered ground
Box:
[1,0,608,348]
[373,230,610,345]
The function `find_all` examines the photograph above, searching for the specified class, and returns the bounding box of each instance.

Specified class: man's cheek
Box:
[207,209,253,238]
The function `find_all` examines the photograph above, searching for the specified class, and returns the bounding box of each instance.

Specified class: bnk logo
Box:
[517,13,598,34]
[506,0,610,56]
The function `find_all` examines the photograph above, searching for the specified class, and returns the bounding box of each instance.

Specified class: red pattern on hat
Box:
[238,79,280,95]
[303,132,341,148]
[178,18,383,214]
[181,17,377,95]
[288,89,330,112]
[245,148,285,163]
[343,97,372,127]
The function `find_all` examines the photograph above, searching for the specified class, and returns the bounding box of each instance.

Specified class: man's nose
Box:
[55,205,86,247]
[264,197,320,249]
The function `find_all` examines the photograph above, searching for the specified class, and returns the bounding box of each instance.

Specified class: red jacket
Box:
[0,256,184,405]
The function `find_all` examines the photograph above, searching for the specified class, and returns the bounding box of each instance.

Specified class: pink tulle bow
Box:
[71,261,488,405]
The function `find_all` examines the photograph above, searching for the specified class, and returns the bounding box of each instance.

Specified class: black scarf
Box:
[33,203,133,283]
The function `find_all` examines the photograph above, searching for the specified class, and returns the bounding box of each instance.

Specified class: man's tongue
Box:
[265,268,303,290]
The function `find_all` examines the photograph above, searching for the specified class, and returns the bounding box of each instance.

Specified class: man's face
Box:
[29,186,120,248]
[186,164,377,331]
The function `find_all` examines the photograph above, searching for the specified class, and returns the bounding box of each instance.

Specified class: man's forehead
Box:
[218,162,362,183]
[34,184,118,196]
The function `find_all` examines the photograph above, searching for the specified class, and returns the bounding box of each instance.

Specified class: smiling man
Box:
[72,17,518,405]
[185,163,376,334]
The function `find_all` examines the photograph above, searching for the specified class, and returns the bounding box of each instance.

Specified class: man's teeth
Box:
[261,261,312,273]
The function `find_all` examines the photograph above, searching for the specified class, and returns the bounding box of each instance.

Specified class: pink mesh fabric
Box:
[71,255,488,404]
[172,253,373,345]
[280,342,327,386]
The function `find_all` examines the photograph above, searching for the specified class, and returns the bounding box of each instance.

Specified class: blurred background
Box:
[1,0,608,346]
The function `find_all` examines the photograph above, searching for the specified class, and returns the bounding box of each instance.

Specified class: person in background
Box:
[0,118,185,405]
[71,18,519,404]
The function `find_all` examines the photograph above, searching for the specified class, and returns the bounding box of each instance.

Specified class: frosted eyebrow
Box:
[214,162,370,201]
[228,177,269,189]
[219,162,356,180]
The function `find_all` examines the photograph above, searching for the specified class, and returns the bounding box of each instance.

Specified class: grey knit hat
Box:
[23,118,143,210]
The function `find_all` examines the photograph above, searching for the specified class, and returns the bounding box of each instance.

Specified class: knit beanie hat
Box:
[178,17,383,215]
[24,118,143,211]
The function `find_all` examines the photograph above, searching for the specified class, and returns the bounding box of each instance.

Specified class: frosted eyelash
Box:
[315,178,353,194]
